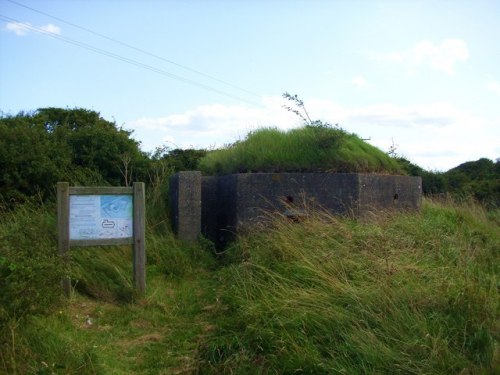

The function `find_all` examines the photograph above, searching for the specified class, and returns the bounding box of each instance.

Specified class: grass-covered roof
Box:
[199,124,404,175]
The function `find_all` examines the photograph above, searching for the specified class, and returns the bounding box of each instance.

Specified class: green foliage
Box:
[143,147,207,228]
[0,112,68,204]
[0,203,67,373]
[0,203,63,324]
[159,148,207,172]
[396,157,448,194]
[67,232,215,303]
[36,108,148,186]
[1,198,498,374]
[2,316,100,375]
[147,229,216,279]
[0,108,148,206]
[199,126,403,175]
[197,201,499,373]
[1,104,498,373]
[398,157,500,207]
[445,158,499,207]
[69,246,135,303]
[0,198,215,373]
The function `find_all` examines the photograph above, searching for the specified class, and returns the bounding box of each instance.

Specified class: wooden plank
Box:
[70,238,133,247]
[69,186,133,195]
[133,182,146,294]
[57,182,71,297]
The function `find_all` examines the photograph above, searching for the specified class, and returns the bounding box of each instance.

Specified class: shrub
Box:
[0,203,63,323]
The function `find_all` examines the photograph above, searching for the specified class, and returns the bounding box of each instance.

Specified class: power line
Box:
[0,15,262,107]
[6,0,261,98]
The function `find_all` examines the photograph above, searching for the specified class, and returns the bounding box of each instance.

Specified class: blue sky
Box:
[1,0,499,171]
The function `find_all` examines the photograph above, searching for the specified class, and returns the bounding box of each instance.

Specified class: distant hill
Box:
[444,158,499,206]
[446,158,499,182]
[399,157,499,207]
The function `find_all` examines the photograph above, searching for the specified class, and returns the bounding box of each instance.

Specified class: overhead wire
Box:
[0,14,262,107]
[6,0,262,98]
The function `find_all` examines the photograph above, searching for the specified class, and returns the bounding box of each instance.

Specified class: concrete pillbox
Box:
[170,172,422,246]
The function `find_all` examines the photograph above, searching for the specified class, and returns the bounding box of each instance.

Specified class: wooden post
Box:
[57,182,71,297]
[133,182,146,294]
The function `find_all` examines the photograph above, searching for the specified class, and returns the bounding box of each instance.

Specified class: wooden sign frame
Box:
[57,182,146,296]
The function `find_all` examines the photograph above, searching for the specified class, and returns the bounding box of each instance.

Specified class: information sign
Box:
[69,195,133,240]
[57,182,146,295]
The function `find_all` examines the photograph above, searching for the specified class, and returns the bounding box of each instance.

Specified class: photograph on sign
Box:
[69,195,133,240]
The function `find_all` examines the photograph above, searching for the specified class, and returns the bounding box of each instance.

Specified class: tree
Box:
[164,148,207,172]
[0,108,148,206]
[444,158,499,206]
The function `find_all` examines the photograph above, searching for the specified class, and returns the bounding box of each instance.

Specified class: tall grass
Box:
[2,187,498,373]
[0,187,213,373]
[0,202,63,323]
[0,202,83,374]
[199,126,403,175]
[197,200,499,374]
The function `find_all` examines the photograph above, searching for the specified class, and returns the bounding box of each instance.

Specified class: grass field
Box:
[198,201,499,374]
[1,199,498,374]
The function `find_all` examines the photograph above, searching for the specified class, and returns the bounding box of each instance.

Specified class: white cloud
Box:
[344,104,497,170]
[5,21,61,36]
[6,22,31,36]
[128,96,299,150]
[40,23,61,35]
[412,39,468,74]
[127,96,498,171]
[351,75,369,88]
[369,39,469,75]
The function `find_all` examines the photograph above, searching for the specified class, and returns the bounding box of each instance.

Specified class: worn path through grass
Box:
[33,267,219,375]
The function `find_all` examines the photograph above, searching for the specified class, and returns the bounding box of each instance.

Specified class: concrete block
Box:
[169,171,201,242]
[358,174,422,214]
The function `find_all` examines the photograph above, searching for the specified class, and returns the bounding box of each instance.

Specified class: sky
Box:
[0,0,499,171]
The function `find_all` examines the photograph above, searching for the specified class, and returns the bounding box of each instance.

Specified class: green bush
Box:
[0,203,63,323]
[0,203,66,373]
[0,108,148,206]
[398,157,500,207]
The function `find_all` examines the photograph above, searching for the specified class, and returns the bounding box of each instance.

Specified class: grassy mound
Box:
[197,201,499,374]
[199,126,403,175]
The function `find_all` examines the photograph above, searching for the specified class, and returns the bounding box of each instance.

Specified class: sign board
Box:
[57,183,146,296]
[69,195,133,240]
